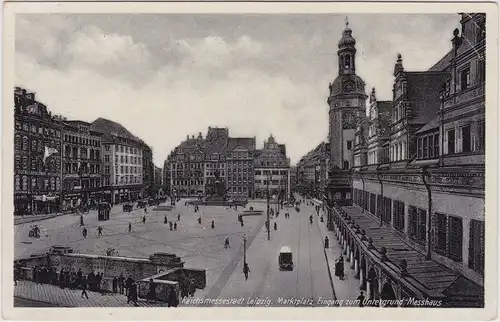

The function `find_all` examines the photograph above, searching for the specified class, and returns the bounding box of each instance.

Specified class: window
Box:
[343,161,349,170]
[408,206,417,238]
[468,219,485,275]
[423,137,428,158]
[448,216,463,262]
[477,120,485,151]
[460,68,470,91]
[393,200,405,232]
[434,134,440,156]
[370,193,376,215]
[417,138,423,159]
[477,21,486,42]
[346,141,353,150]
[447,129,455,154]
[435,213,451,256]
[478,58,486,83]
[428,135,434,158]
[417,209,427,243]
[462,125,471,152]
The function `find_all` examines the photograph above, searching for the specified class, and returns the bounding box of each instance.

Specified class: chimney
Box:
[198,132,202,140]
[192,135,195,140]
[186,134,189,140]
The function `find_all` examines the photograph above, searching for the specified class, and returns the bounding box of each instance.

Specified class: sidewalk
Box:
[14,212,70,226]
[14,281,167,307]
[316,209,362,307]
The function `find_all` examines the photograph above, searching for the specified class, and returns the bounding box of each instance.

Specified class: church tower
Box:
[327,19,368,170]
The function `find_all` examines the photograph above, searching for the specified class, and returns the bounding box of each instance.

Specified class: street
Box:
[201,196,335,307]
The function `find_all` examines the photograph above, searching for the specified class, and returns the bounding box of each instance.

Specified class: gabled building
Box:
[14,87,63,216]
[367,88,392,165]
[226,137,256,199]
[253,135,290,200]
[61,120,103,210]
[390,54,449,164]
[90,118,145,203]
[329,14,485,307]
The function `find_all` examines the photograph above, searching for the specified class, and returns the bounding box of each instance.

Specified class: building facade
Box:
[325,14,484,307]
[91,118,144,204]
[253,135,291,200]
[226,137,256,199]
[141,142,155,198]
[61,121,103,210]
[14,87,63,216]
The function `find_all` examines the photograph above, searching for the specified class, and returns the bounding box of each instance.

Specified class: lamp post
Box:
[266,172,271,241]
[243,234,247,264]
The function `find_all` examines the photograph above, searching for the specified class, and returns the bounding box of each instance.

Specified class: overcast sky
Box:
[15,13,461,166]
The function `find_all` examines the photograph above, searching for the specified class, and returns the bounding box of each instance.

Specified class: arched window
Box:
[22,176,28,191]
[51,177,56,190]
[22,136,28,150]
[56,177,61,190]
[345,55,351,69]
[31,177,36,188]
[15,175,20,191]
[15,135,21,150]
[15,155,21,170]
[32,139,37,151]
[22,157,28,169]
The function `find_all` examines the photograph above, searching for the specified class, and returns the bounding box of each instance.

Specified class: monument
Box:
[206,170,227,202]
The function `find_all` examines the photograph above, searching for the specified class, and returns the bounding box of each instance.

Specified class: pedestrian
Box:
[177,213,180,221]
[274,221,277,231]
[320,216,324,222]
[81,277,89,299]
[198,217,202,224]
[243,263,250,280]
[164,215,168,224]
[77,268,83,287]
[324,236,329,249]
[174,222,177,231]
[169,221,173,231]
[142,215,146,223]
[13,263,18,286]
[167,289,179,307]
[128,222,132,233]
[357,291,366,307]
[130,282,138,306]
[144,207,148,214]
[112,276,118,293]
[147,278,156,303]
[224,237,230,249]
[95,272,102,292]
[80,215,84,226]
[118,273,125,294]
[125,276,133,297]
[97,226,103,236]
[211,220,215,229]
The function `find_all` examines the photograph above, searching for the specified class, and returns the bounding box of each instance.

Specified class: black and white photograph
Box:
[2,2,498,320]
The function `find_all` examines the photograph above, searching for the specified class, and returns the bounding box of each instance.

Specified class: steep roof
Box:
[415,115,440,134]
[227,137,256,151]
[428,50,453,72]
[90,118,139,141]
[406,72,449,125]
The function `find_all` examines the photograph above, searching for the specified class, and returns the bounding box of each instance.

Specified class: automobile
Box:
[278,246,294,271]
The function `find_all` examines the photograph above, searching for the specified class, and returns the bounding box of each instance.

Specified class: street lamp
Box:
[266,172,271,241]
[243,234,247,264]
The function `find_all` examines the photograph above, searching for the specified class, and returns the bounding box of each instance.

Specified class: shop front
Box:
[32,194,60,215]
[14,194,31,216]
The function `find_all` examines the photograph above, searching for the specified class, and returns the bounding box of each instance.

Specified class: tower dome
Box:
[338,22,356,49]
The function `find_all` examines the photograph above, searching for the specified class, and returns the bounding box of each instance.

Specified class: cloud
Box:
[15,14,461,166]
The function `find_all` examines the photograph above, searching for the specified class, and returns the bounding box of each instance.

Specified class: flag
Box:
[26,104,39,115]
[43,146,58,163]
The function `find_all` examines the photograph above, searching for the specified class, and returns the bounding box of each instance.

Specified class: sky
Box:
[15,13,462,166]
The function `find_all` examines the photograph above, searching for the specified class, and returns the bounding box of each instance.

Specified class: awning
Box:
[33,195,59,201]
